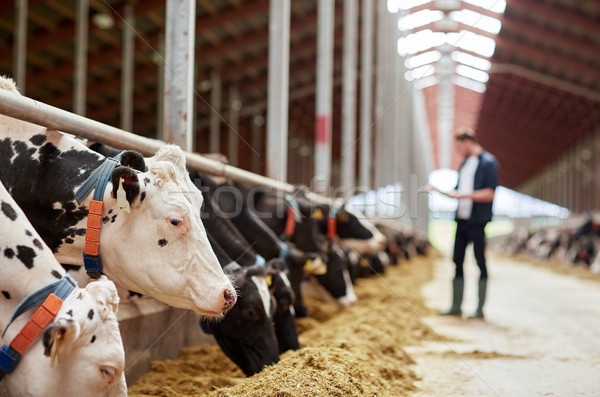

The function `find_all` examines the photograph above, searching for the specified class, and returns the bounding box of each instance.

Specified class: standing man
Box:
[441,128,499,318]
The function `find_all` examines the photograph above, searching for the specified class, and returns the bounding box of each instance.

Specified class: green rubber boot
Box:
[468,278,487,319]
[439,278,464,316]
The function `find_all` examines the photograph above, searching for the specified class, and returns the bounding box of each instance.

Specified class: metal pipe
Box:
[74,0,89,116]
[266,0,291,182]
[0,89,333,205]
[120,4,134,132]
[341,0,357,191]
[359,0,373,189]
[163,0,195,151]
[13,0,28,93]
[314,0,335,194]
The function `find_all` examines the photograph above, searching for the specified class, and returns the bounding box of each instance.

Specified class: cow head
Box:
[4,277,126,397]
[314,241,357,307]
[265,258,300,353]
[201,266,279,376]
[97,146,236,317]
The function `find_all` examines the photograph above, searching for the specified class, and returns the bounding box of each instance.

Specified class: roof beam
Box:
[507,0,600,35]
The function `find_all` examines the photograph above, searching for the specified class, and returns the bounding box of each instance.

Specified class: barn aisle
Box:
[406,252,600,396]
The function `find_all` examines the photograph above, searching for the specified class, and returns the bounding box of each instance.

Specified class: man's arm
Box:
[452,188,495,203]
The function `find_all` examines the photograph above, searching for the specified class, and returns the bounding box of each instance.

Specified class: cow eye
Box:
[169,217,183,226]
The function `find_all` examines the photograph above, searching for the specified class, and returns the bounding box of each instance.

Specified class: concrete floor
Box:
[406,252,600,397]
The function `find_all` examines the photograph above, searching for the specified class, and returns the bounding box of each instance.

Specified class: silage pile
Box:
[129,255,437,397]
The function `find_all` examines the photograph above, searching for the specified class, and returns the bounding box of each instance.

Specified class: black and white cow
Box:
[200,264,279,377]
[0,180,126,396]
[0,78,235,317]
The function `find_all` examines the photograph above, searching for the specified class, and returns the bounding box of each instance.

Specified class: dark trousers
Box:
[453,220,488,279]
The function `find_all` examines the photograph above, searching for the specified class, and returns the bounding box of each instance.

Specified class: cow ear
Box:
[111,166,140,204]
[43,319,80,366]
[119,150,147,172]
[337,204,349,223]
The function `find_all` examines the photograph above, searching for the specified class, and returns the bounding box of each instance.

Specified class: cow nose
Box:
[223,289,237,309]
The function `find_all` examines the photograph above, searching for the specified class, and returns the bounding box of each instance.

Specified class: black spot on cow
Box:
[33,239,43,250]
[102,216,110,224]
[90,335,96,344]
[87,309,94,320]
[64,238,74,244]
[67,309,73,317]
[16,245,36,269]
[51,270,62,279]
[111,214,117,223]
[4,248,15,259]
[143,177,150,185]
[0,135,104,253]
[1,201,17,221]
[77,292,83,300]
[158,239,168,247]
[108,209,113,214]
[29,134,47,146]
[25,230,32,236]
[1,290,10,299]
[140,191,146,203]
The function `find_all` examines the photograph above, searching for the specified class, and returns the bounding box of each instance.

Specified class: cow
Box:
[0,77,236,317]
[0,180,126,396]
[199,264,279,377]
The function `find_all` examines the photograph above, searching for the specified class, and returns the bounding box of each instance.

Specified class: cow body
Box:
[0,180,126,396]
[0,79,235,316]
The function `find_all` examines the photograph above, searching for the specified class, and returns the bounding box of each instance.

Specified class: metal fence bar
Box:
[0,90,334,205]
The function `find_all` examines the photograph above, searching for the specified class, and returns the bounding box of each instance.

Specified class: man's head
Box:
[455,128,480,157]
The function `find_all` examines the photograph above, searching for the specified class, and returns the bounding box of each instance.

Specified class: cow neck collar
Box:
[0,274,77,377]
[280,195,301,241]
[74,157,120,278]
[327,206,338,239]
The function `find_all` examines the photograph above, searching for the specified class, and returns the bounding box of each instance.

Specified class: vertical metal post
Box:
[266,0,291,181]
[13,0,28,92]
[120,4,134,131]
[314,0,335,194]
[374,0,388,189]
[228,83,240,166]
[341,0,357,192]
[252,113,264,173]
[163,0,195,151]
[156,33,165,140]
[74,0,89,116]
[437,48,455,169]
[359,0,374,189]
[209,70,222,153]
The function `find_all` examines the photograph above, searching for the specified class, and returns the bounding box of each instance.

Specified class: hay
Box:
[129,256,435,397]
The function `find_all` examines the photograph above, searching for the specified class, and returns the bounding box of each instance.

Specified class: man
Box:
[441,128,499,318]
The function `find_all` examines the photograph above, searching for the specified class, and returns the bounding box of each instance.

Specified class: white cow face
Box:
[5,277,126,397]
[98,146,236,317]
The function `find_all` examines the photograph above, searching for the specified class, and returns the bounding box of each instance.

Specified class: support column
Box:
[266,0,291,182]
[74,0,89,116]
[228,84,240,166]
[163,0,195,151]
[359,0,374,189]
[252,113,265,173]
[341,0,358,192]
[314,0,335,194]
[209,70,222,153]
[13,0,27,92]
[120,4,134,131]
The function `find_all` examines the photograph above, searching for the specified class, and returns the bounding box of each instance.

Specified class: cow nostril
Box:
[223,289,236,306]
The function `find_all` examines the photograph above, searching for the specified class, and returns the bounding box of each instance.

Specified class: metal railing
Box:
[0,89,331,205]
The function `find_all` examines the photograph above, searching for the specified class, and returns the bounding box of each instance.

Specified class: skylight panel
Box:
[455,64,489,82]
[451,51,491,70]
[398,29,446,56]
[452,75,487,92]
[450,9,502,34]
[398,9,444,31]
[405,50,442,69]
[405,64,436,81]
[447,30,496,57]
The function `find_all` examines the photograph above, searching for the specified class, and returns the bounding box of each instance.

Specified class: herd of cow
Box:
[0,77,428,396]
[493,214,600,274]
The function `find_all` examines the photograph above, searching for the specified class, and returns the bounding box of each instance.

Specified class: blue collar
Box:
[74,158,120,278]
[0,274,77,377]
